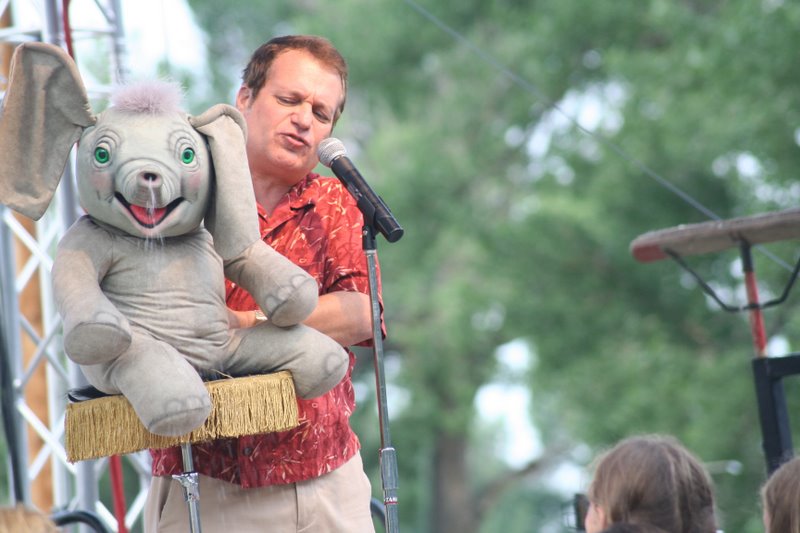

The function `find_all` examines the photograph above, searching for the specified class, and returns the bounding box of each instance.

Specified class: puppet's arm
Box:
[190,107,319,328]
[52,217,131,365]
[223,241,319,327]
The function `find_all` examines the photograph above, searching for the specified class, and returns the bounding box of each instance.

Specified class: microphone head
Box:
[317,137,347,168]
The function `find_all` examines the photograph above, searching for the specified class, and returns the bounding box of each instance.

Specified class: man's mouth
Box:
[283,132,309,148]
[116,194,183,228]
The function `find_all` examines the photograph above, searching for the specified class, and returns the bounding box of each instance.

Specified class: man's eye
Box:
[314,111,331,123]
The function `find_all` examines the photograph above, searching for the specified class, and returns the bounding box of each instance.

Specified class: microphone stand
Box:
[362,223,400,533]
[324,142,403,531]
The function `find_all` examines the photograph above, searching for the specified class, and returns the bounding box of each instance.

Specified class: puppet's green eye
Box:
[94,147,110,164]
[181,148,195,164]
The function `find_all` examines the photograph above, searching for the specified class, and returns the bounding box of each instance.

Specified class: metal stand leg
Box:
[172,443,202,533]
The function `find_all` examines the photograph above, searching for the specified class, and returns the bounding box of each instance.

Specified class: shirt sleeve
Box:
[320,180,386,342]
[320,181,380,296]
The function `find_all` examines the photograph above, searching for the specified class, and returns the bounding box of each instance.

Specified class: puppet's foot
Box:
[98,335,213,436]
[64,318,131,365]
[122,365,211,436]
[229,323,349,399]
[293,344,349,399]
[126,377,212,437]
[146,394,212,436]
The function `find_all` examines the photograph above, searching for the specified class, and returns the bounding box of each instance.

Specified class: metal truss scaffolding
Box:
[0,1,151,531]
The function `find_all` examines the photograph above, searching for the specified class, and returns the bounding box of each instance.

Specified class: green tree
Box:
[185,1,800,531]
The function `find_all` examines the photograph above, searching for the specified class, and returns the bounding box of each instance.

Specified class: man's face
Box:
[236,49,344,186]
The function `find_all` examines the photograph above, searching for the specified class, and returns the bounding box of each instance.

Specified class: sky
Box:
[9,0,207,90]
[118,0,206,78]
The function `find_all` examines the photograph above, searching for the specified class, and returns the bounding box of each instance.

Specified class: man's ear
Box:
[0,42,95,220]
[235,85,252,113]
[189,104,260,261]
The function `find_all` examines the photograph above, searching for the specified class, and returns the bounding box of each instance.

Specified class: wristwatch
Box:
[254,309,268,323]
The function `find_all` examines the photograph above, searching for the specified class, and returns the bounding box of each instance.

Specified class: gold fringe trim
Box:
[65,372,298,462]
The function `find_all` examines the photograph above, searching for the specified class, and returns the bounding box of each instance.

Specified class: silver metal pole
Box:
[173,443,203,533]
[41,0,61,45]
[0,207,30,505]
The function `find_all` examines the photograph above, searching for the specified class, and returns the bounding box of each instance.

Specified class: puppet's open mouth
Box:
[116,194,184,228]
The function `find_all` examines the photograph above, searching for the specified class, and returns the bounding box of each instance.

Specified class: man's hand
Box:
[227,291,372,347]
[227,308,263,329]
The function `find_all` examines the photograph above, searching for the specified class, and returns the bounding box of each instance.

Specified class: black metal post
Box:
[751,354,800,473]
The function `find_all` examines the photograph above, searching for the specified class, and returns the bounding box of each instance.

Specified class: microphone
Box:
[317,138,404,243]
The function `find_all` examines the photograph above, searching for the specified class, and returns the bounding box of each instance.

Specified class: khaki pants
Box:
[143,452,376,533]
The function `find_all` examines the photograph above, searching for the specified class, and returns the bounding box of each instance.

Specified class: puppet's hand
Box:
[63,311,131,365]
[53,219,132,365]
[224,241,318,327]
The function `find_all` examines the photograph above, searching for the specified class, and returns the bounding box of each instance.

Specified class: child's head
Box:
[761,456,800,533]
[586,435,716,533]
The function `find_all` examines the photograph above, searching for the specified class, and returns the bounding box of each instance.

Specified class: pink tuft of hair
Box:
[110,80,185,115]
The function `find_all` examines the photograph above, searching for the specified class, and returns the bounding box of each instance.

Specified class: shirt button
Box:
[242,447,253,456]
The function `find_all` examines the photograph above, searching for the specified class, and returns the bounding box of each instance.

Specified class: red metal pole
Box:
[61,0,74,58]
[109,455,128,533]
[742,243,767,358]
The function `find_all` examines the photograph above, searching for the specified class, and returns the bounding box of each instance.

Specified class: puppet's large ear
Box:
[0,42,95,220]
[191,104,319,325]
[189,104,259,260]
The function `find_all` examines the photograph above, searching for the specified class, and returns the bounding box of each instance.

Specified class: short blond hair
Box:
[0,505,58,532]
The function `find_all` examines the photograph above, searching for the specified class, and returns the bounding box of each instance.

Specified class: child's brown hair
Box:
[588,435,716,533]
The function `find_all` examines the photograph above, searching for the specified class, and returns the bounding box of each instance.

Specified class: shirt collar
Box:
[256,172,319,229]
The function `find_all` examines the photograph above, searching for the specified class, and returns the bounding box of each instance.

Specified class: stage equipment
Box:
[631,207,800,473]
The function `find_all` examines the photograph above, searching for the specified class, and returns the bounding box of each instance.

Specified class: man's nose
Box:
[292,104,312,128]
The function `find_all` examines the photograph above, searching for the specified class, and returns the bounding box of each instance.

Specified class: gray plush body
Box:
[0,42,348,437]
[56,219,231,366]
[54,217,341,435]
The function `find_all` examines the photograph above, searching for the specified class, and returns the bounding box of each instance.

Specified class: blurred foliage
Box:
[184,0,800,531]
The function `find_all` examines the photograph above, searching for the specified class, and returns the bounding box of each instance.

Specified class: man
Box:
[144,35,380,532]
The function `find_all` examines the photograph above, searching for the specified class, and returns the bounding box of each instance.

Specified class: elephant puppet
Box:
[0,42,348,437]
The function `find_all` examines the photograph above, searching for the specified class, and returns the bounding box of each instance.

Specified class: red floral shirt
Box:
[150,173,381,487]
